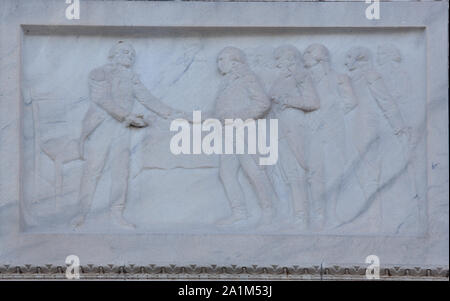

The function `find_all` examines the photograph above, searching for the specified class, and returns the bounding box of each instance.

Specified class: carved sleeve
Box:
[366,70,405,134]
[337,74,358,114]
[133,77,173,119]
[244,76,272,119]
[89,67,130,122]
[293,73,320,112]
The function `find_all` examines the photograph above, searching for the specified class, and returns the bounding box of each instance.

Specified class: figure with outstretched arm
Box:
[72,41,184,229]
[214,47,278,226]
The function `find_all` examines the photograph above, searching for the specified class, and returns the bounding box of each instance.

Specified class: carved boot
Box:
[111,206,136,229]
[311,211,325,231]
[71,213,86,229]
[293,211,308,230]
[216,207,248,225]
[259,208,273,225]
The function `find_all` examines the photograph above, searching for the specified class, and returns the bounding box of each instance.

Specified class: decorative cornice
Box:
[0,264,448,280]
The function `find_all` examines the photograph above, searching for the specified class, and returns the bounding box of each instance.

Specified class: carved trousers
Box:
[77,117,131,216]
[277,135,308,217]
[219,154,275,214]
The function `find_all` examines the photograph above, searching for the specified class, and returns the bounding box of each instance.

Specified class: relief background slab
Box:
[21,27,426,235]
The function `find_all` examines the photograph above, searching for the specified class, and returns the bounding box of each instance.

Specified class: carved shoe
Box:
[293,211,308,229]
[311,211,325,231]
[259,208,273,225]
[216,208,248,225]
[71,213,86,228]
[111,206,136,229]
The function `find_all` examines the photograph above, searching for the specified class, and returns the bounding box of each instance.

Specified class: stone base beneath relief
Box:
[0,264,448,281]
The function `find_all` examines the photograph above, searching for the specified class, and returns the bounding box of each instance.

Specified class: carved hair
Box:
[217,46,247,65]
[305,43,330,63]
[274,45,302,63]
[377,44,402,63]
[347,46,372,63]
[108,41,136,60]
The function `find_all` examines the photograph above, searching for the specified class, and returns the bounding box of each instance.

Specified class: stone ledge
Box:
[0,264,448,280]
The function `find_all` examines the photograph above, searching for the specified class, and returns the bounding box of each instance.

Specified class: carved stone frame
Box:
[0,0,448,280]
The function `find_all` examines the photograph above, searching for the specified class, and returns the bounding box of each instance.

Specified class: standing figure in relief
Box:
[71,41,184,229]
[302,43,358,229]
[376,43,419,201]
[343,46,414,222]
[214,46,277,226]
[269,45,320,229]
[376,44,411,108]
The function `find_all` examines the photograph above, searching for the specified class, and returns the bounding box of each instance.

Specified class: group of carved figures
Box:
[211,43,416,231]
[31,41,416,231]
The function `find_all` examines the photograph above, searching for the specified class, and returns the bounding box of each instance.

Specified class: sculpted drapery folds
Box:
[72,41,185,229]
[269,45,320,229]
[214,46,278,226]
[301,43,359,230]
[343,46,418,229]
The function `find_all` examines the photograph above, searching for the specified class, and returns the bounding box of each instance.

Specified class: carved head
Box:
[217,47,247,75]
[108,41,136,68]
[303,43,329,68]
[377,44,402,66]
[344,46,372,72]
[274,45,302,72]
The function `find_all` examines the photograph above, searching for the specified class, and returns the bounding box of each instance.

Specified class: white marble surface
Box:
[0,0,448,269]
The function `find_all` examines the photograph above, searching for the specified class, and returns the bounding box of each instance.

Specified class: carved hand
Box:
[125,114,149,128]
[171,109,195,122]
[157,108,173,120]
[396,126,412,146]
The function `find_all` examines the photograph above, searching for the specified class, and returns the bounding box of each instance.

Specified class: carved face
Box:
[111,44,136,68]
[303,44,328,69]
[303,48,318,69]
[377,45,401,66]
[274,48,297,71]
[344,48,368,72]
[344,51,357,71]
[217,48,245,75]
[344,49,362,71]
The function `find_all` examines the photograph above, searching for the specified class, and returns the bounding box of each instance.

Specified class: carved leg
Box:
[307,150,326,231]
[323,136,347,229]
[109,133,134,229]
[79,105,105,160]
[217,155,247,225]
[238,154,276,225]
[54,158,63,207]
[324,174,343,230]
[290,179,309,229]
[71,135,110,228]
[278,138,309,228]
